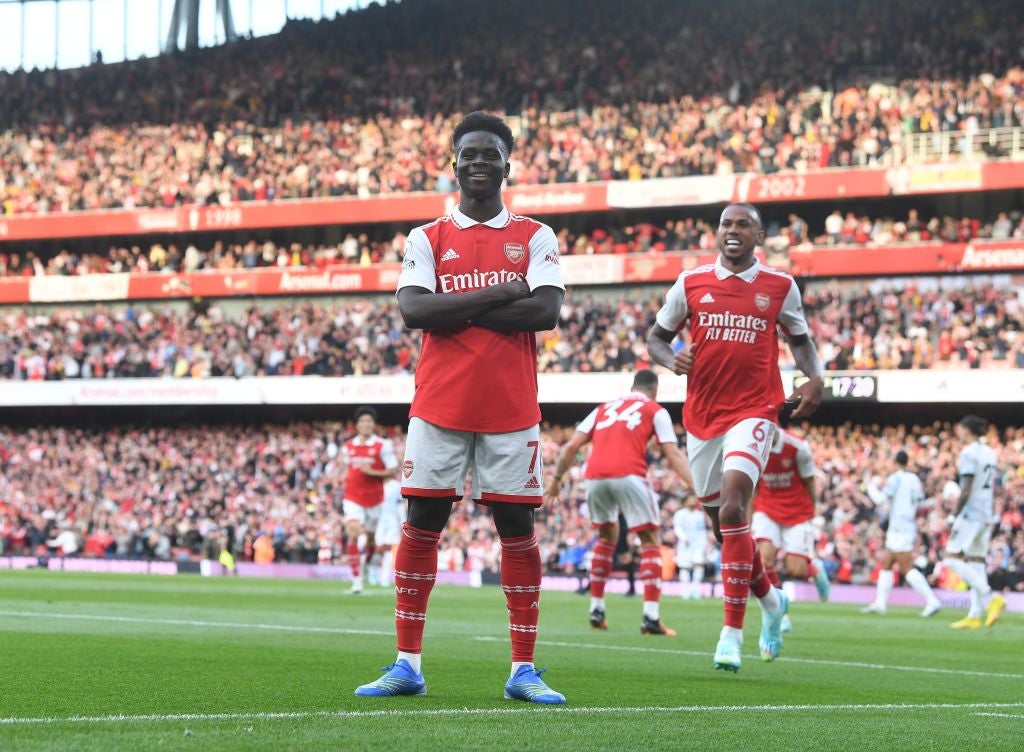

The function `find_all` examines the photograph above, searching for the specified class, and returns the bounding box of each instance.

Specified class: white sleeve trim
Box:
[576,407,599,435]
[655,275,688,332]
[396,227,437,292]
[777,278,809,336]
[525,224,565,292]
[795,440,816,478]
[653,408,678,445]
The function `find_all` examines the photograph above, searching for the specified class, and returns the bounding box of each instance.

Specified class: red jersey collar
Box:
[450,205,511,229]
[714,257,761,283]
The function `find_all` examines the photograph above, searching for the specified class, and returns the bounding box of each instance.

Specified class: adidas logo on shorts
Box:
[700,293,715,303]
[524,476,540,489]
[441,248,460,262]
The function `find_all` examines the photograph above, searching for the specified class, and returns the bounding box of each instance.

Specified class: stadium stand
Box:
[2,210,1023,276]
[1,0,1022,604]
[1,0,1022,213]
[1,279,1021,380]
[1,421,1021,592]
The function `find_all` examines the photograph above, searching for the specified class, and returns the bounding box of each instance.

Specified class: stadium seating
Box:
[1,280,1020,380]
[1,421,1020,590]
[1,0,1022,214]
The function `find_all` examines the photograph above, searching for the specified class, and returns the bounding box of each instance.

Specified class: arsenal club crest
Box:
[782,458,793,469]
[403,459,414,479]
[754,293,770,311]
[504,242,526,263]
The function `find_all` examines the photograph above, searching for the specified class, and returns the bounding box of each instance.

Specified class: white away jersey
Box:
[879,470,925,527]
[673,507,707,545]
[957,441,998,523]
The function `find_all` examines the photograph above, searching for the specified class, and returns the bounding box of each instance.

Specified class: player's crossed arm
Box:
[470,285,564,333]
[397,282,531,332]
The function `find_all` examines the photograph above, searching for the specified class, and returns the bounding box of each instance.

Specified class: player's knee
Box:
[490,502,535,538]
[407,498,454,533]
[598,525,618,543]
[637,529,658,546]
[718,494,747,525]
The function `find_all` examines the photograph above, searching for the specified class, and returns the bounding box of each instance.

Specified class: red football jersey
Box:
[343,435,398,507]
[655,258,809,439]
[398,206,564,432]
[579,392,678,479]
[754,430,817,526]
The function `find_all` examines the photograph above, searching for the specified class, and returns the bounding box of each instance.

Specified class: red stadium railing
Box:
[1,238,1021,305]
[2,160,1023,244]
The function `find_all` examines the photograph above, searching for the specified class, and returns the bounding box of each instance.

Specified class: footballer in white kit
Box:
[862,449,942,617]
[673,498,708,599]
[943,415,1005,629]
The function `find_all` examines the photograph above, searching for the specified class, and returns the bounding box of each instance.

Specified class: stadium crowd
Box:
[1,0,1023,214]
[3,209,1023,278]
[1,420,1021,593]
[2,279,1021,380]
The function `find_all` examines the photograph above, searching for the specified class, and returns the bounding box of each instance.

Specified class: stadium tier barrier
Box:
[2,239,1022,305]
[4,556,1019,613]
[1,161,1023,243]
[0,370,1021,406]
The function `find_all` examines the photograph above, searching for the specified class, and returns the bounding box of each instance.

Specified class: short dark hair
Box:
[895,450,909,466]
[959,414,988,437]
[452,111,514,155]
[354,406,378,422]
[632,369,659,391]
[722,202,763,228]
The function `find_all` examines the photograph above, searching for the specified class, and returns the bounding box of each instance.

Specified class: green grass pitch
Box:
[1,570,1021,751]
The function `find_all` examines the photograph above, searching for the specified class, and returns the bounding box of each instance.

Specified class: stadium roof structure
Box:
[0,0,370,72]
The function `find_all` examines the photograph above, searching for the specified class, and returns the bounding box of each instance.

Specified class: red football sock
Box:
[347,539,361,579]
[750,542,772,599]
[720,523,754,628]
[394,523,440,654]
[806,560,819,579]
[639,543,663,604]
[501,532,542,663]
[590,539,615,598]
[364,542,377,568]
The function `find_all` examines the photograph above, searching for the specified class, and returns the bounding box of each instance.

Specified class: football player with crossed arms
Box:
[355,112,566,704]
[647,202,824,672]
[545,369,695,636]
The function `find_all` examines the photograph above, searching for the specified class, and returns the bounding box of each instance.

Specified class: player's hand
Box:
[788,375,823,419]
[543,478,561,505]
[672,349,694,376]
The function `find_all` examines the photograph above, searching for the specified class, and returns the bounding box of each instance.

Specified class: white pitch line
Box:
[471,636,1024,681]
[2,611,392,637]
[6,610,1019,682]
[974,712,1024,719]
[4,702,1024,726]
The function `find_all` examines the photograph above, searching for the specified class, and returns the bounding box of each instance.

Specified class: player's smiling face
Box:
[453,131,510,200]
[717,206,765,263]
